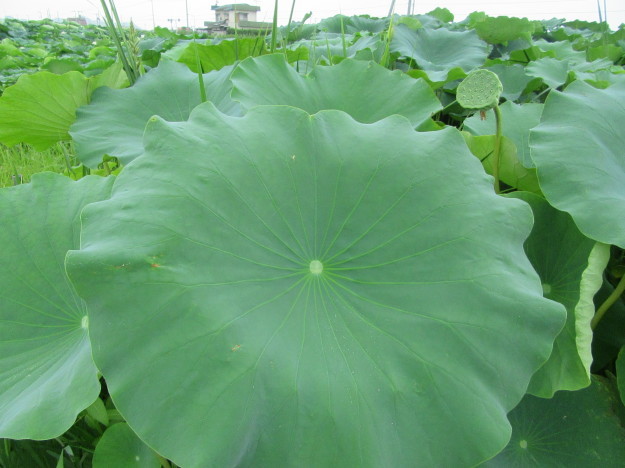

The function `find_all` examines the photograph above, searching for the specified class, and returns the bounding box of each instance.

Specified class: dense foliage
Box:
[1,7,625,467]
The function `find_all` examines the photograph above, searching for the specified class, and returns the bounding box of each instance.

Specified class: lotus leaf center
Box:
[309,260,323,275]
[519,439,528,449]
[81,315,89,329]
[542,283,552,295]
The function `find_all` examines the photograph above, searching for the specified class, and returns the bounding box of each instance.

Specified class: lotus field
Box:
[1,7,625,467]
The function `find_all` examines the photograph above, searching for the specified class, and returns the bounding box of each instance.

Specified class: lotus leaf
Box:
[67,104,565,467]
[473,16,534,45]
[484,377,625,467]
[70,60,241,168]
[525,57,570,88]
[231,54,441,127]
[177,37,266,73]
[0,173,114,439]
[508,193,608,396]
[0,71,91,149]
[530,80,625,248]
[485,64,534,102]
[464,101,543,168]
[93,423,160,468]
[462,134,540,193]
[391,24,489,82]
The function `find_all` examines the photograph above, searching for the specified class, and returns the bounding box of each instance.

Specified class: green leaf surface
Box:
[70,60,241,168]
[462,133,540,193]
[231,54,441,127]
[473,16,534,44]
[67,104,565,467]
[391,24,489,82]
[92,423,160,468]
[0,173,114,439]
[483,377,625,467]
[464,101,543,168]
[0,71,89,149]
[177,37,266,73]
[485,63,534,102]
[525,57,570,88]
[508,193,607,397]
[530,80,625,248]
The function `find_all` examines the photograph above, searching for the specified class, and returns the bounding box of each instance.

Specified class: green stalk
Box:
[194,41,207,103]
[100,0,138,85]
[380,15,395,68]
[270,0,279,53]
[591,274,625,329]
[492,105,503,194]
[60,142,76,178]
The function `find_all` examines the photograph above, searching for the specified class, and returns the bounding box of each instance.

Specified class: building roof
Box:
[211,4,261,12]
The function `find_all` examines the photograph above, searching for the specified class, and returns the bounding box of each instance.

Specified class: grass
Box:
[0,143,75,188]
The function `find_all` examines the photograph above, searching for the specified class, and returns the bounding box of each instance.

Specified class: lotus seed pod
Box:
[457,69,503,111]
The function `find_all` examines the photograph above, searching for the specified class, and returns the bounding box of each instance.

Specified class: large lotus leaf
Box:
[525,57,570,88]
[485,64,534,102]
[0,173,114,439]
[66,104,565,467]
[93,423,160,468]
[177,37,266,73]
[530,80,625,248]
[231,54,441,127]
[464,101,543,168]
[508,192,608,397]
[462,134,540,193]
[70,60,241,168]
[0,71,89,149]
[391,24,489,82]
[473,16,534,45]
[483,377,625,467]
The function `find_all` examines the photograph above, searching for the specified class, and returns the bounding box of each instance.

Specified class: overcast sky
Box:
[2,1,624,31]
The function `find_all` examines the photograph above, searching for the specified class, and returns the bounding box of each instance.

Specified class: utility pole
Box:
[151,0,155,29]
[387,0,396,17]
[185,0,189,28]
[407,0,412,15]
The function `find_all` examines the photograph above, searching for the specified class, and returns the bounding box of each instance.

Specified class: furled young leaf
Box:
[391,24,489,82]
[0,71,89,149]
[508,193,608,397]
[483,377,625,467]
[0,173,114,439]
[66,104,565,468]
[231,54,441,127]
[92,423,160,468]
[464,101,543,168]
[70,60,241,168]
[177,37,266,73]
[530,80,625,248]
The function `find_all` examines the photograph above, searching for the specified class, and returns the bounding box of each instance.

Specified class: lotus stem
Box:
[492,105,502,194]
[591,274,625,329]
